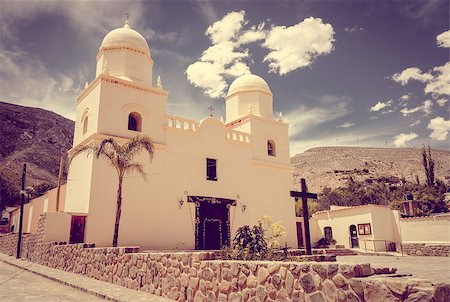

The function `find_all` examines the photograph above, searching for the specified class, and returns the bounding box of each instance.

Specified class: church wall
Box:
[96,80,167,145]
[65,152,94,214]
[82,118,297,249]
[73,84,102,145]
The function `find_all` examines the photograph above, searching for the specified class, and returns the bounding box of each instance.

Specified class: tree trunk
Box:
[112,175,123,247]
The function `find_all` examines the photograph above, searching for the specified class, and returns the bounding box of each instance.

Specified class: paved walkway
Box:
[337,255,450,283]
[0,254,173,302]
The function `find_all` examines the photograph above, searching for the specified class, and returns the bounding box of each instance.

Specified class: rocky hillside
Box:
[292,147,450,193]
[0,102,74,198]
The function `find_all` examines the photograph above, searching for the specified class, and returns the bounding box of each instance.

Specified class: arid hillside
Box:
[291,147,450,193]
[0,102,74,198]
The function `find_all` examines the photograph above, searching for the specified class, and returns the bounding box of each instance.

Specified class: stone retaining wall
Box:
[0,238,447,301]
[401,243,450,257]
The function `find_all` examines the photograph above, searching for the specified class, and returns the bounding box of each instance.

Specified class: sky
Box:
[0,0,449,155]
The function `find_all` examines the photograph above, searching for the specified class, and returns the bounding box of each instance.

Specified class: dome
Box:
[100,21,150,56]
[227,73,271,97]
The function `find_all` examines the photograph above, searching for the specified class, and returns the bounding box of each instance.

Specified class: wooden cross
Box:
[207,105,215,117]
[290,178,317,255]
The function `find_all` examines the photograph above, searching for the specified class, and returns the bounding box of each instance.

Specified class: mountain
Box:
[291,147,450,193]
[0,102,74,201]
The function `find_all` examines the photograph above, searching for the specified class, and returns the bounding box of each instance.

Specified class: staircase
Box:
[323,248,358,256]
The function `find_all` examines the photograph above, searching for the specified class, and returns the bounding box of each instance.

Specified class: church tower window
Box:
[128,112,142,132]
[206,158,217,181]
[267,140,276,156]
[82,116,88,135]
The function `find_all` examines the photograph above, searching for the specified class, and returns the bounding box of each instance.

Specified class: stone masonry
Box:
[400,243,450,257]
[0,214,448,301]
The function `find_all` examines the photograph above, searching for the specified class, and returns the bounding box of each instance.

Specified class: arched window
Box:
[82,116,88,135]
[267,139,276,156]
[128,112,142,132]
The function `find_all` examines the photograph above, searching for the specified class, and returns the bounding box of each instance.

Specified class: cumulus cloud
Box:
[436,98,448,107]
[400,100,433,116]
[393,132,418,147]
[400,94,410,101]
[337,121,355,128]
[424,62,450,97]
[186,11,251,98]
[187,12,335,97]
[263,17,335,75]
[428,116,450,141]
[369,100,392,112]
[436,29,450,48]
[392,67,433,86]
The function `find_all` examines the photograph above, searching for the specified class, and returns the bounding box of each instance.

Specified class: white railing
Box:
[226,130,251,144]
[167,115,199,132]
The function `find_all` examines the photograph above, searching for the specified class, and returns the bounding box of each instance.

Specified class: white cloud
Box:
[263,17,335,75]
[428,116,450,141]
[236,23,266,45]
[205,10,246,44]
[186,11,250,98]
[392,67,433,86]
[436,29,450,48]
[369,100,392,112]
[400,94,410,101]
[424,62,450,97]
[400,100,433,116]
[286,100,349,137]
[409,120,421,127]
[344,26,364,33]
[393,132,418,147]
[436,98,448,107]
[337,121,355,128]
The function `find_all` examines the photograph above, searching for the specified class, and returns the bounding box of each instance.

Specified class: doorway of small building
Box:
[69,215,86,244]
[324,226,333,245]
[296,222,304,248]
[349,224,359,248]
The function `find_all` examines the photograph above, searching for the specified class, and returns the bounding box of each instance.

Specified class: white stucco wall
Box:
[399,214,450,244]
[43,212,71,243]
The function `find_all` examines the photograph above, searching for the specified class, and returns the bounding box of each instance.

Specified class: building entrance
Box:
[188,196,236,250]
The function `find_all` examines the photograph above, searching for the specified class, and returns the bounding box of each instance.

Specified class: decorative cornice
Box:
[96,45,153,65]
[77,74,168,105]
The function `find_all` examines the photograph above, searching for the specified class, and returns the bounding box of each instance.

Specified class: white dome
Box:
[100,22,150,56]
[227,73,271,97]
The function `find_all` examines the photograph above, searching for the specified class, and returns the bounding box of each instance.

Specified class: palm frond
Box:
[124,163,147,180]
[125,135,155,161]
[68,144,97,168]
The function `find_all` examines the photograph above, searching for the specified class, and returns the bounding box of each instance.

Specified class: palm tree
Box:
[69,136,154,247]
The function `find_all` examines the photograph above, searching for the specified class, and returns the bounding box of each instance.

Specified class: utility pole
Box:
[16,163,26,259]
[56,156,64,212]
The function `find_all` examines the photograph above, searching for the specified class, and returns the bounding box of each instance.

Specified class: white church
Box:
[60,20,297,250]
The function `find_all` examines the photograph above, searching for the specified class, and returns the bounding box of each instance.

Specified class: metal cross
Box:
[125,12,131,21]
[207,105,215,117]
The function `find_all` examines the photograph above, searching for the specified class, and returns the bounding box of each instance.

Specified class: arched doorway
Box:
[349,225,358,248]
[324,226,333,245]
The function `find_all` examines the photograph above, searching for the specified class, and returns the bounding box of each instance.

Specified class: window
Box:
[82,116,88,135]
[128,112,142,131]
[206,158,217,181]
[267,139,276,156]
[358,223,372,235]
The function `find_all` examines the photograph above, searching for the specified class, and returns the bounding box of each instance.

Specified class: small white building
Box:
[63,21,297,250]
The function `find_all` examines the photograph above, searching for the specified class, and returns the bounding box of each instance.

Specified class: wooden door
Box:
[196,202,230,250]
[296,222,304,248]
[349,224,358,248]
[70,216,86,244]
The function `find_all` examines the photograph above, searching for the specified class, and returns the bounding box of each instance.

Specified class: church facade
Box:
[64,21,297,250]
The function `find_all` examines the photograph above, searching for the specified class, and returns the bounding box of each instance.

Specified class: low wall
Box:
[1,214,448,301]
[401,243,450,257]
[399,214,450,244]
